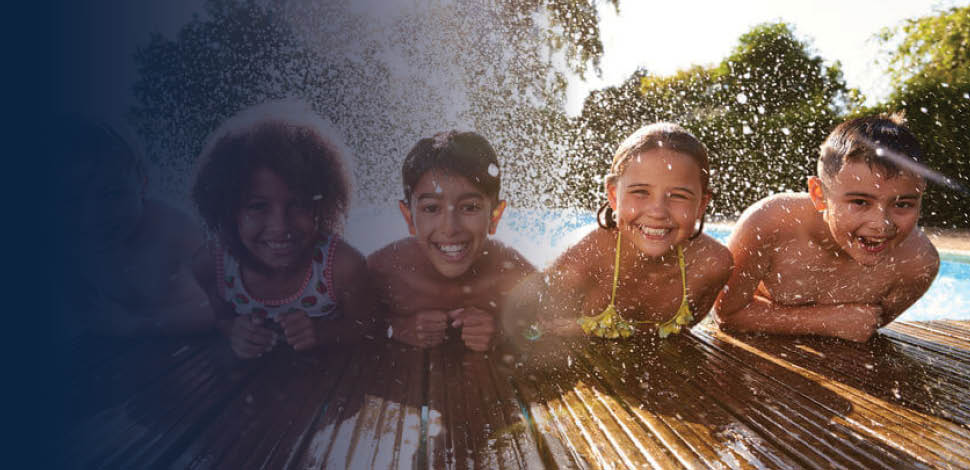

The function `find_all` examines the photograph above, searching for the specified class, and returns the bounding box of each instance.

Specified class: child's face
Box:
[77,164,144,252]
[398,171,506,279]
[607,149,709,258]
[236,168,317,272]
[809,161,924,266]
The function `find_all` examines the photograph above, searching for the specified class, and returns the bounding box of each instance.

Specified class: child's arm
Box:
[452,247,537,352]
[878,245,940,326]
[192,244,276,357]
[714,205,881,342]
[535,236,599,337]
[685,239,733,326]
[366,242,450,348]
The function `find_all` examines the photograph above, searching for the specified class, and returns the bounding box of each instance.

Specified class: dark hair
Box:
[597,123,710,239]
[402,131,500,204]
[818,112,923,183]
[191,102,351,260]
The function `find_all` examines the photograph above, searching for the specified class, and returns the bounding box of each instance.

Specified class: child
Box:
[367,131,536,352]
[537,123,733,339]
[191,101,378,358]
[714,113,940,342]
[57,117,214,338]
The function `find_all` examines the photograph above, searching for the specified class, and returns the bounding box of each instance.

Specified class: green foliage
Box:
[867,5,970,227]
[879,5,970,88]
[564,22,856,218]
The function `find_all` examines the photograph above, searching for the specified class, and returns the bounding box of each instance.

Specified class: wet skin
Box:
[368,171,535,351]
[536,149,732,336]
[715,163,939,342]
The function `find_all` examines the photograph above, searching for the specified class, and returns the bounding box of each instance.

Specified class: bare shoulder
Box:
[896,229,941,281]
[552,228,612,270]
[483,239,537,274]
[366,237,419,275]
[332,237,368,277]
[732,193,815,247]
[687,235,733,273]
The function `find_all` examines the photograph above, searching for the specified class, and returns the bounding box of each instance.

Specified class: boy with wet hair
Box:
[57,118,214,337]
[368,131,535,351]
[715,113,939,342]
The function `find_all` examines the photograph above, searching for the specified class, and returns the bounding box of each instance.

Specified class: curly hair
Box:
[597,122,710,238]
[191,101,351,258]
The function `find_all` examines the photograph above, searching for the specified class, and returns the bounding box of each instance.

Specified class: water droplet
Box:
[781,127,791,136]
[736,93,748,104]
[487,163,499,177]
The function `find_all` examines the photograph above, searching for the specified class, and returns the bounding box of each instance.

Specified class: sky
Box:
[56,0,965,120]
[564,0,966,114]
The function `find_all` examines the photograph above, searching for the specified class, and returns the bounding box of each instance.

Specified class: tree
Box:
[563,22,856,218]
[129,0,611,206]
[869,5,970,227]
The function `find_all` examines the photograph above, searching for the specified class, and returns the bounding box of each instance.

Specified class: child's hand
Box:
[541,317,584,337]
[277,310,321,351]
[449,307,496,352]
[839,304,883,342]
[229,313,277,358]
[390,311,448,348]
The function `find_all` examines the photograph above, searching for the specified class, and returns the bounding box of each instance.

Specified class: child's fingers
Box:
[447,308,465,320]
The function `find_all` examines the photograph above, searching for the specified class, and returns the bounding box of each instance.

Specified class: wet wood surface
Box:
[60,321,970,469]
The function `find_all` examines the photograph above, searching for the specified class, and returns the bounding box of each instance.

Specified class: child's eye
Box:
[895,201,915,209]
[246,201,268,211]
[849,199,868,207]
[421,204,439,214]
[669,192,690,200]
[461,203,482,213]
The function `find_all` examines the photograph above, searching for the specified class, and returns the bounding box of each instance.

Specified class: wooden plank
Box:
[578,336,803,469]
[68,340,253,469]
[683,331,931,469]
[700,328,970,468]
[885,323,970,355]
[291,339,391,468]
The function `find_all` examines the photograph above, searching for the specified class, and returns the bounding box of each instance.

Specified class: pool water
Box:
[345,206,970,322]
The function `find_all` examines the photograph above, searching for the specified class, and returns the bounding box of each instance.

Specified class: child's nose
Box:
[441,206,462,235]
[643,195,668,218]
[267,206,289,230]
[867,206,897,232]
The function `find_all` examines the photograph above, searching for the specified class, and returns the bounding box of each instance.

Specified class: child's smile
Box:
[608,149,708,258]
[399,171,505,279]
[812,161,924,266]
[237,168,316,273]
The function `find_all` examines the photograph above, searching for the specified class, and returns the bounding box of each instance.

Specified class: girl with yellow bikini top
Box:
[538,123,733,339]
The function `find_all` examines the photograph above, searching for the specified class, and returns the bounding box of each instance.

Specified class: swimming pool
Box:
[345,206,970,321]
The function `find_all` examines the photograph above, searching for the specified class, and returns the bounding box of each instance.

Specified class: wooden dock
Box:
[59,321,970,469]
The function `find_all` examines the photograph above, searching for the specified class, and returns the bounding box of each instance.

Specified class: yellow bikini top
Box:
[577,231,694,339]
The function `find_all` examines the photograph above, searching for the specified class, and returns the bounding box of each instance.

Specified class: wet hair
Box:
[56,117,146,186]
[192,101,352,259]
[818,112,923,184]
[597,123,710,239]
[402,130,500,204]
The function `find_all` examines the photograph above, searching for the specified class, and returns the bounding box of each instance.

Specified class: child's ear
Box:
[698,192,712,216]
[398,200,417,236]
[605,177,618,211]
[488,200,507,235]
[807,176,827,211]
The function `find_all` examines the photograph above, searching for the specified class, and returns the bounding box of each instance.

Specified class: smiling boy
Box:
[367,131,535,351]
[715,114,940,342]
